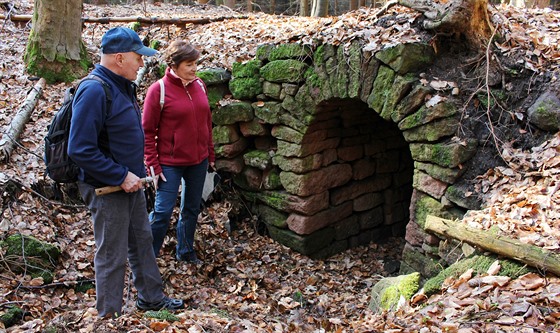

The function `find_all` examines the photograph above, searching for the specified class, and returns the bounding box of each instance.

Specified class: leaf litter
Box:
[0,2,559,332]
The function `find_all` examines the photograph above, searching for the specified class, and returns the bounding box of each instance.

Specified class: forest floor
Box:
[0,1,559,332]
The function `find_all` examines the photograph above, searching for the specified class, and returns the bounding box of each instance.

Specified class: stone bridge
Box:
[200,41,480,277]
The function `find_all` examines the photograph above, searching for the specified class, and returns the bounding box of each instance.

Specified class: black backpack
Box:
[44,74,112,183]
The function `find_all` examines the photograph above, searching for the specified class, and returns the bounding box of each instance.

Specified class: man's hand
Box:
[121,171,144,192]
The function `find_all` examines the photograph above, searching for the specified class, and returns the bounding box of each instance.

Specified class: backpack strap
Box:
[82,74,112,115]
[157,78,205,111]
[158,79,165,111]
[196,78,206,94]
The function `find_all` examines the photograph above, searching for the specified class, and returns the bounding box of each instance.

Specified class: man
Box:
[68,27,184,318]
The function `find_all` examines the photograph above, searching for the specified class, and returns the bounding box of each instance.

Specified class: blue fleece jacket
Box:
[68,65,146,187]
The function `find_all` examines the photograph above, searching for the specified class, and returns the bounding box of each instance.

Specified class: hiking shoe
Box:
[176,252,202,264]
[136,296,184,311]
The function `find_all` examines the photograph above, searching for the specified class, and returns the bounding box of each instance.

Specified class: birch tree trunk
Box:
[24,0,88,84]
[0,78,46,162]
[311,0,328,16]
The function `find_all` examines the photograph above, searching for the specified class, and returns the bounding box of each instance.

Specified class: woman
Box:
[142,41,215,264]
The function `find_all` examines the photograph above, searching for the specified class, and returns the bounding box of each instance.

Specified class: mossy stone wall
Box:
[202,41,481,274]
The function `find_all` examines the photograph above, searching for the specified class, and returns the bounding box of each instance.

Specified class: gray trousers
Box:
[79,182,164,317]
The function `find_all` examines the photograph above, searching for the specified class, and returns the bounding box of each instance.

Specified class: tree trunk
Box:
[0,78,46,162]
[270,0,276,13]
[224,0,236,8]
[425,215,560,276]
[311,0,328,16]
[398,0,493,48]
[24,0,88,84]
[300,0,310,16]
[247,0,253,11]
[350,0,360,10]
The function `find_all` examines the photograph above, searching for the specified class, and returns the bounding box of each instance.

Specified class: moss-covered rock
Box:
[414,161,464,184]
[232,60,262,78]
[256,44,275,61]
[2,234,60,283]
[399,102,458,131]
[527,89,560,132]
[253,101,283,124]
[400,243,442,277]
[423,255,532,296]
[375,43,435,74]
[263,81,282,99]
[369,272,421,312]
[381,73,416,121]
[412,192,464,229]
[409,139,478,169]
[197,68,232,85]
[260,60,308,83]
[212,125,240,144]
[243,150,273,170]
[367,65,396,114]
[229,77,262,100]
[268,43,313,61]
[347,41,362,99]
[263,168,282,190]
[254,204,288,228]
[0,306,24,328]
[445,184,482,210]
[212,102,254,125]
[402,117,459,142]
[267,224,334,255]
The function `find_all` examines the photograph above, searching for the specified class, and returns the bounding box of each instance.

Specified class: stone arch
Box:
[210,41,479,271]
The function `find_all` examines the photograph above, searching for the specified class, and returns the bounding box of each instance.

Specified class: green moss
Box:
[304,67,322,89]
[74,280,95,293]
[2,234,60,284]
[4,234,60,262]
[260,59,308,83]
[370,273,420,312]
[256,44,274,61]
[232,60,261,78]
[313,45,325,64]
[25,37,90,83]
[423,255,532,296]
[269,43,312,61]
[229,77,262,100]
[0,306,23,327]
[128,22,141,31]
[211,308,231,319]
[158,63,167,78]
[144,309,180,322]
[149,39,161,50]
[205,87,222,109]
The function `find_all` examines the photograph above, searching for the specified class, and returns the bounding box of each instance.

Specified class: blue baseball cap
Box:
[101,27,157,56]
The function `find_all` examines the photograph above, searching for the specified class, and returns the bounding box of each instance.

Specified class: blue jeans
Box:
[150,159,208,258]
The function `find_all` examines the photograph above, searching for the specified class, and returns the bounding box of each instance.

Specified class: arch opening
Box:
[249,97,414,258]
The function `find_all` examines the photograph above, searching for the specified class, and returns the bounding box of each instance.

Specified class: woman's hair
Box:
[163,41,200,68]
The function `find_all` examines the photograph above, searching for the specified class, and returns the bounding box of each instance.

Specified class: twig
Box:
[19,279,95,290]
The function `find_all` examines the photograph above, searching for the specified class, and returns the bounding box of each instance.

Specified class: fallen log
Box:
[135,58,154,87]
[425,215,560,276]
[0,14,246,25]
[0,78,46,162]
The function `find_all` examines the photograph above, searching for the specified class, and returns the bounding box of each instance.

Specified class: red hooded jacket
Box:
[143,68,215,175]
